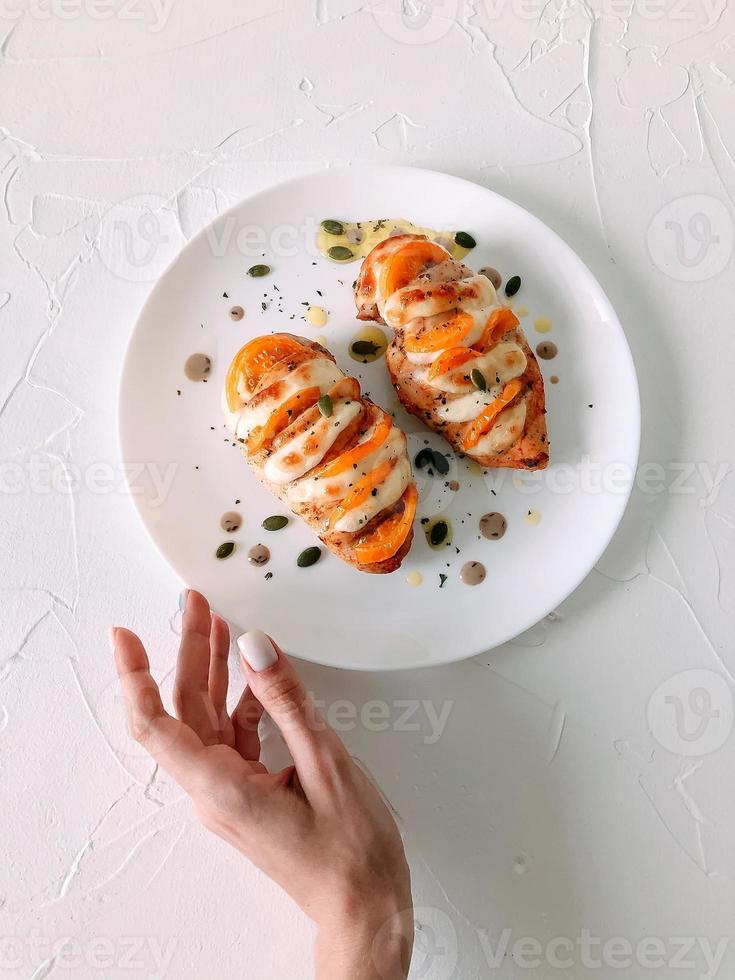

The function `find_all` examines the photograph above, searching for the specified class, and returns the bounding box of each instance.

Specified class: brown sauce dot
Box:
[536,341,558,360]
[229,306,244,321]
[480,512,507,540]
[248,544,270,566]
[479,267,502,290]
[460,561,486,586]
[448,480,460,492]
[184,353,212,381]
[550,375,559,384]
[220,511,242,533]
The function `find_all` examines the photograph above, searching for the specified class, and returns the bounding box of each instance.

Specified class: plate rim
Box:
[118,164,641,671]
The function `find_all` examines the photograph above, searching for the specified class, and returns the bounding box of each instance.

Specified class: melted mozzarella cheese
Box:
[263,400,362,485]
[223,357,343,440]
[436,386,502,424]
[426,342,526,394]
[287,426,405,505]
[383,274,495,328]
[332,456,411,534]
[467,401,527,458]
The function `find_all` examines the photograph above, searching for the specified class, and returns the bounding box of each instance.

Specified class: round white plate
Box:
[119,166,640,671]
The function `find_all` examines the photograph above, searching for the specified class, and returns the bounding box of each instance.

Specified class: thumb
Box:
[237,630,347,794]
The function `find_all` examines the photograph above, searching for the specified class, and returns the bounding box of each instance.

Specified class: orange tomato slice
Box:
[328,458,394,529]
[405,311,474,354]
[225,335,303,411]
[246,386,321,454]
[463,378,524,450]
[354,484,418,565]
[313,415,392,480]
[427,346,482,381]
[379,240,448,298]
[473,308,519,352]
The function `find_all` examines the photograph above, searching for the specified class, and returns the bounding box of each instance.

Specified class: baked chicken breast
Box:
[354,236,549,470]
[223,334,418,572]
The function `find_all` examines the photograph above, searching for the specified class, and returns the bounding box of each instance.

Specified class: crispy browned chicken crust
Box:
[386,329,549,470]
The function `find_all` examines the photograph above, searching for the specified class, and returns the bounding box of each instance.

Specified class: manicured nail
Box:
[109,627,118,651]
[179,589,189,611]
[237,630,278,672]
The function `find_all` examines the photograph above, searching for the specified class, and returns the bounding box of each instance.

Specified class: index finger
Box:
[112,626,205,791]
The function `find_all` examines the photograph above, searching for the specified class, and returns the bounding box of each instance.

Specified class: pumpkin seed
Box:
[430,521,449,547]
[327,245,354,261]
[414,448,435,469]
[216,541,235,560]
[262,515,288,532]
[297,546,322,568]
[432,451,450,475]
[317,394,333,418]
[247,264,270,278]
[321,219,345,236]
[351,339,381,357]
[471,368,487,391]
[505,275,521,297]
[454,231,476,249]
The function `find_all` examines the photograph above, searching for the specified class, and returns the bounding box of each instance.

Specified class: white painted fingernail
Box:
[237,630,278,672]
[108,627,118,652]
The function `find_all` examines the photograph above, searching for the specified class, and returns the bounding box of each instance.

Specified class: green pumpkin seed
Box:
[321,219,345,236]
[328,245,354,261]
[505,275,521,297]
[247,264,270,278]
[432,451,450,475]
[297,546,322,568]
[430,521,449,547]
[454,231,476,249]
[216,541,236,560]
[262,515,289,532]
[351,339,381,357]
[317,394,333,418]
[414,448,434,469]
[471,368,487,391]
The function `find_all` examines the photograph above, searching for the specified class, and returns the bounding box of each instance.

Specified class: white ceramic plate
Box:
[119,166,640,671]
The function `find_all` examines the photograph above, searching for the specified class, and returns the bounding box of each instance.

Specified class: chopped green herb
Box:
[248,264,270,278]
[471,368,487,391]
[216,542,235,560]
[439,573,448,588]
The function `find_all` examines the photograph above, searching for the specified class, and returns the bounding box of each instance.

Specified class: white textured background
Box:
[1,1,735,978]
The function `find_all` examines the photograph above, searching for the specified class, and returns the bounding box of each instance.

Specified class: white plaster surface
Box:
[1,2,735,978]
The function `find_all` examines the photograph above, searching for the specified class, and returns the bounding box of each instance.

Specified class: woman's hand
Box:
[111,589,413,980]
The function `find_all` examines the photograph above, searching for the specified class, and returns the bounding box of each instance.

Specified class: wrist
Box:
[315,890,413,980]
